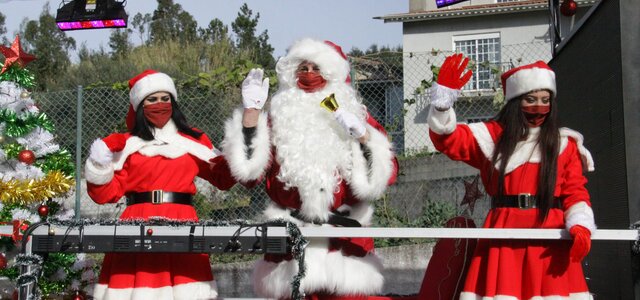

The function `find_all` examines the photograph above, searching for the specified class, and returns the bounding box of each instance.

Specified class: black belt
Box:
[492,194,562,209]
[126,190,193,206]
[290,210,362,227]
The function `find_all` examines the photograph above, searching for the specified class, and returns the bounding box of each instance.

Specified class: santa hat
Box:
[129,69,177,110]
[276,38,351,87]
[501,61,556,101]
[125,70,177,130]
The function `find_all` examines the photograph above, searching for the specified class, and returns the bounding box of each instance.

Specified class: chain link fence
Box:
[33,41,551,227]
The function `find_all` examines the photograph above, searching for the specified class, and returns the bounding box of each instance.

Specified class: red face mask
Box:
[521,105,550,127]
[297,72,327,93]
[143,102,173,128]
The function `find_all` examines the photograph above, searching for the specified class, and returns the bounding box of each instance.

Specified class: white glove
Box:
[88,139,113,167]
[430,82,461,111]
[242,68,270,110]
[334,109,367,139]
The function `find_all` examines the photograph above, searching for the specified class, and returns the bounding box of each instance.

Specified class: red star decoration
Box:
[461,175,484,214]
[0,35,36,75]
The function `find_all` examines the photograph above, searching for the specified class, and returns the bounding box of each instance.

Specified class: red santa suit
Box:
[222,38,399,299]
[427,62,596,300]
[85,70,236,300]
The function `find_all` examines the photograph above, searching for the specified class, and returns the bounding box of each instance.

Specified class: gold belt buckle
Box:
[517,193,532,209]
[151,190,164,204]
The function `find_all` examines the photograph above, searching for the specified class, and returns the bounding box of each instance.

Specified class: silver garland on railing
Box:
[267,219,309,300]
[17,217,310,300]
[14,253,44,300]
[630,221,640,254]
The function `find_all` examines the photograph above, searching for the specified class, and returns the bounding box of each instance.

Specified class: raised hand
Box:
[430,54,473,110]
[437,53,473,90]
[242,68,270,110]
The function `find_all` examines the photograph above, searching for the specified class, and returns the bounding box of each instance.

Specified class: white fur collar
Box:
[112,120,218,170]
[468,124,594,174]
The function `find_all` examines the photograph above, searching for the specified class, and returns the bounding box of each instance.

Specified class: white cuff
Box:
[84,158,114,185]
[565,201,596,234]
[221,108,271,182]
[430,82,460,110]
[427,106,457,135]
[88,138,113,166]
[348,124,396,201]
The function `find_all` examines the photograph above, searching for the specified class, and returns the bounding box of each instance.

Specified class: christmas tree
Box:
[0,35,97,299]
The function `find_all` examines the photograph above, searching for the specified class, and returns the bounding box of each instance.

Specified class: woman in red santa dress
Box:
[427,55,596,300]
[84,70,237,300]
[221,38,398,300]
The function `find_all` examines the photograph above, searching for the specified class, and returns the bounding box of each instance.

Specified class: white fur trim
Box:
[460,291,593,300]
[560,128,595,172]
[89,139,113,166]
[84,158,114,185]
[427,106,457,135]
[467,125,590,175]
[275,38,350,89]
[93,280,217,300]
[129,72,177,110]
[565,201,596,234]
[430,82,461,110]
[504,67,556,102]
[348,124,395,201]
[221,109,271,182]
[111,121,217,171]
[252,239,384,299]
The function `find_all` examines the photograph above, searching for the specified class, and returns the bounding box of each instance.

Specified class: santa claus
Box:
[222,38,399,299]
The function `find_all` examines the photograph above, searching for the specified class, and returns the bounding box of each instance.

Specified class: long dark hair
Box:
[130,96,203,141]
[491,90,559,223]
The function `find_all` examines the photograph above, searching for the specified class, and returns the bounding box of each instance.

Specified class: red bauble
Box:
[561,0,578,16]
[146,228,153,236]
[0,253,7,270]
[17,149,35,165]
[72,294,85,300]
[37,204,49,218]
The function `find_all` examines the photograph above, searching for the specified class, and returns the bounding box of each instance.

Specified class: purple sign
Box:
[436,0,469,8]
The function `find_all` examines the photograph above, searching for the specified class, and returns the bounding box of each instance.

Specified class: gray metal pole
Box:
[75,85,82,220]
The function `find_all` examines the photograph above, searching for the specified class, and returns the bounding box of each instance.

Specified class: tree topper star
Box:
[461,175,484,214]
[0,35,36,75]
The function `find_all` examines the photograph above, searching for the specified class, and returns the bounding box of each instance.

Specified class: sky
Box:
[0,0,407,59]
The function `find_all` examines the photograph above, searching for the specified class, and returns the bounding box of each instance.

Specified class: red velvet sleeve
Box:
[195,133,238,191]
[87,162,129,204]
[559,138,591,210]
[428,122,496,170]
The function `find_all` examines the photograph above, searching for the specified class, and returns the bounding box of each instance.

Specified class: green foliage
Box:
[231,3,275,69]
[108,28,133,59]
[0,11,7,44]
[149,0,198,44]
[373,196,457,247]
[20,2,76,91]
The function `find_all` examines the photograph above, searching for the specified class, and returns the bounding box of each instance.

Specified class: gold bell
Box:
[320,93,339,112]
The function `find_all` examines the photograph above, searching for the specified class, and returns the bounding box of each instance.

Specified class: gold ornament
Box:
[320,93,339,112]
[0,135,5,144]
[20,91,30,99]
[0,171,74,205]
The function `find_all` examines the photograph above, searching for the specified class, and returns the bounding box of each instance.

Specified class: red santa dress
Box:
[428,105,596,300]
[222,38,399,300]
[85,120,236,300]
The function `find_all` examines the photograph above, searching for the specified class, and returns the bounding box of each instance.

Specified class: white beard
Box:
[269,83,366,219]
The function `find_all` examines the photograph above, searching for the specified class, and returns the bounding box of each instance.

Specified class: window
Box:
[454,33,501,91]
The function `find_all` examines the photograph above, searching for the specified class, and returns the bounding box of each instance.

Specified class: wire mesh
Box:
[32,41,552,227]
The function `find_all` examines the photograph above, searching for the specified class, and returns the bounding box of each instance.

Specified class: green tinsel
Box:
[0,109,54,137]
[0,64,36,89]
[2,142,23,158]
[36,150,75,176]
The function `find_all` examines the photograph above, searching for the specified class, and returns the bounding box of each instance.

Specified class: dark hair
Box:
[130,96,203,141]
[491,90,559,223]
